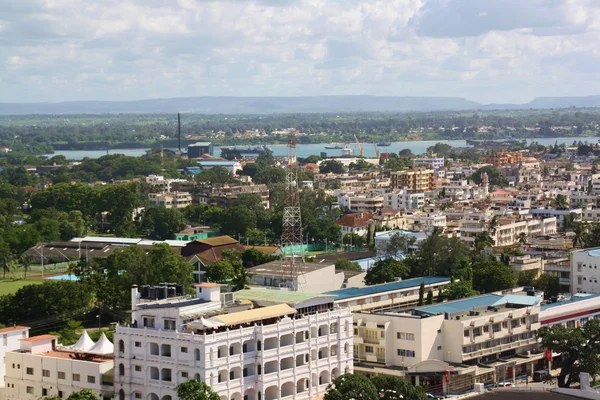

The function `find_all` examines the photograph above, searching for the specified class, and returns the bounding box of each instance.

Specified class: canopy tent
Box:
[88,333,114,356]
[70,330,95,352]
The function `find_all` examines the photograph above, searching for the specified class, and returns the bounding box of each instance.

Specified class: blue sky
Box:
[1,0,600,104]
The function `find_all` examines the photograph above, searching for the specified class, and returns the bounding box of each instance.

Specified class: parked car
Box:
[533,369,552,382]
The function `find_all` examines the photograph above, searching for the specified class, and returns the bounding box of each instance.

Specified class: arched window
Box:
[256,340,262,351]
[119,363,125,376]
[195,348,201,361]
[118,390,125,400]
[118,340,125,354]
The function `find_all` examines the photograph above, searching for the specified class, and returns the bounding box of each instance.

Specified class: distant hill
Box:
[1,95,600,115]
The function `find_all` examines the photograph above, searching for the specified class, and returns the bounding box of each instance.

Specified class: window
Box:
[58,391,63,399]
[397,349,416,358]
[135,394,142,399]
[353,328,358,335]
[365,346,374,353]
[578,276,583,284]
[182,372,189,378]
[164,319,176,331]
[396,332,415,340]
[26,387,34,394]
[135,365,142,372]
[73,373,80,382]
[26,367,33,375]
[42,369,50,377]
[567,320,576,328]
[87,376,96,384]
[463,329,470,337]
[143,317,155,328]
[135,342,141,347]
[437,329,442,333]
[181,347,188,353]
[473,328,481,337]
[42,388,48,396]
[493,323,501,332]
[437,346,442,351]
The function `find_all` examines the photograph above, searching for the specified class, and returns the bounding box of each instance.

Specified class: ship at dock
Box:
[219,145,271,155]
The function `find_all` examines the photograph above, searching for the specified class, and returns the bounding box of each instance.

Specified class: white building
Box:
[114,283,353,400]
[148,192,193,209]
[413,157,444,171]
[0,326,29,390]
[384,189,425,210]
[5,332,114,400]
[529,208,583,225]
[406,212,446,231]
[571,248,600,294]
[197,160,244,175]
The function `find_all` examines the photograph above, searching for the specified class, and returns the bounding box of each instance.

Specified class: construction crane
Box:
[354,135,364,157]
[372,143,380,158]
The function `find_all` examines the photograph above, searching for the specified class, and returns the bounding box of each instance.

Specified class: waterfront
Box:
[46,137,598,160]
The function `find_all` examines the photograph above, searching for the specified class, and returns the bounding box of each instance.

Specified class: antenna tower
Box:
[281,132,303,289]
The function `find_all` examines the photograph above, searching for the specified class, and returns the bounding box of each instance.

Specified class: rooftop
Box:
[248,260,331,276]
[195,236,238,246]
[0,326,29,334]
[415,293,541,317]
[541,293,600,311]
[197,160,240,165]
[38,350,112,363]
[236,288,334,306]
[573,247,600,257]
[325,276,450,301]
[21,334,57,342]
[211,304,296,326]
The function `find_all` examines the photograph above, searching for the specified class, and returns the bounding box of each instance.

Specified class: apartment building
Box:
[384,189,425,210]
[529,208,583,225]
[196,183,270,209]
[5,333,114,400]
[148,192,193,209]
[413,157,445,171]
[544,257,571,293]
[114,284,353,400]
[482,152,523,167]
[0,326,29,390]
[391,168,434,192]
[571,248,600,294]
[336,213,371,236]
[460,216,556,247]
[143,175,189,193]
[352,289,543,394]
[337,194,384,212]
[405,212,446,231]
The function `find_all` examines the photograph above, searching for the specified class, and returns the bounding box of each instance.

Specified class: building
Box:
[143,175,189,192]
[384,189,425,210]
[247,261,349,293]
[351,289,543,394]
[196,184,270,209]
[544,257,571,293]
[336,194,384,213]
[181,236,246,281]
[391,169,434,192]
[197,160,243,175]
[406,212,446,231]
[0,326,29,391]
[571,248,600,294]
[148,191,193,209]
[336,213,372,237]
[187,142,214,158]
[529,208,583,225]
[114,284,353,400]
[482,152,523,167]
[413,157,445,171]
[175,227,219,242]
[5,332,114,400]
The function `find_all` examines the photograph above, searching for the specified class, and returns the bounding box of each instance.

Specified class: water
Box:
[46,274,79,281]
[44,137,598,160]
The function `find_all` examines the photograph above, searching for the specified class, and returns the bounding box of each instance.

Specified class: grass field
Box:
[0,279,43,296]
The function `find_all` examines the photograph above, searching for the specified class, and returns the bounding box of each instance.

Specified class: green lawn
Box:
[0,279,43,296]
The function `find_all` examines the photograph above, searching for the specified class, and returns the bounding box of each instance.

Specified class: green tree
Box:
[517,269,538,287]
[537,318,600,387]
[140,206,185,240]
[371,375,426,400]
[66,390,98,400]
[472,260,516,293]
[572,221,588,248]
[204,260,235,283]
[418,281,425,306]
[241,248,279,267]
[304,155,322,164]
[19,253,32,279]
[0,239,13,279]
[426,289,433,305]
[319,160,345,174]
[324,373,378,400]
[231,262,253,291]
[517,232,528,245]
[175,379,220,400]
[474,231,495,252]
[365,258,409,285]
[552,194,569,210]
[377,232,416,258]
[195,166,235,185]
[344,233,365,248]
[334,258,362,271]
[471,165,509,187]
[50,319,84,346]
[534,274,561,297]
[441,280,479,301]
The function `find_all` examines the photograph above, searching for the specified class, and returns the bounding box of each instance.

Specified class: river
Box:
[46,137,598,160]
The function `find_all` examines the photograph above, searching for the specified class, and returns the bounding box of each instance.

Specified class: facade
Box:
[247,261,347,293]
[0,326,29,389]
[148,192,193,209]
[188,142,214,158]
[384,189,425,210]
[5,334,114,400]
[413,157,444,171]
[196,184,270,209]
[337,194,384,213]
[143,175,189,193]
[336,213,372,237]
[391,169,434,192]
[529,208,583,225]
[571,248,600,294]
[482,152,523,167]
[351,289,543,394]
[544,257,571,293]
[114,284,353,400]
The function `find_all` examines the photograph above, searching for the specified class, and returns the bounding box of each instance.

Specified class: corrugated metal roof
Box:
[195,236,238,246]
[415,294,502,316]
[236,289,332,305]
[325,276,450,301]
[210,304,296,325]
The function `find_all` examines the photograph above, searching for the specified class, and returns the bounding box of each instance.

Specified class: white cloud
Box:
[0,0,599,103]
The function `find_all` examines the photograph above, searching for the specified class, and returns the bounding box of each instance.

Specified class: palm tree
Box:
[517,232,528,245]
[489,217,499,236]
[542,166,550,179]
[231,263,253,291]
[572,222,588,248]
[552,194,569,210]
[474,231,495,252]
[19,254,32,279]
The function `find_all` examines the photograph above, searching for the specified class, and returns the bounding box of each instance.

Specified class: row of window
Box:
[577,262,599,272]
[463,317,538,338]
[577,276,599,284]
[24,368,95,383]
[396,332,415,341]
[462,332,535,354]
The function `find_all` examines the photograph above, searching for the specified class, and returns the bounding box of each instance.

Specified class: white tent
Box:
[70,330,95,352]
[88,333,114,356]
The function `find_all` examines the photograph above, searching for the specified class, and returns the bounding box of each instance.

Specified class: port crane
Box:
[372,143,380,158]
[354,135,364,157]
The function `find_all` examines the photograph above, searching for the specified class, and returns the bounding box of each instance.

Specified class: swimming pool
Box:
[45,274,79,281]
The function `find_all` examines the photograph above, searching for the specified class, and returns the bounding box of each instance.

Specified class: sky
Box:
[1,0,600,104]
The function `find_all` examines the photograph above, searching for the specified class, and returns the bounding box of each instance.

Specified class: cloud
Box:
[0,0,600,104]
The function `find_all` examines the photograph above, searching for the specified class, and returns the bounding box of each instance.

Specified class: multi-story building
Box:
[0,326,29,390]
[114,284,353,400]
[352,289,543,394]
[571,248,600,294]
[413,157,444,171]
[148,192,193,209]
[529,208,582,226]
[544,257,571,294]
[197,160,243,175]
[337,194,384,213]
[195,184,270,209]
[406,212,446,231]
[391,168,434,192]
[384,189,425,210]
[5,332,114,400]
[482,151,523,167]
[143,175,189,193]
[460,216,556,247]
